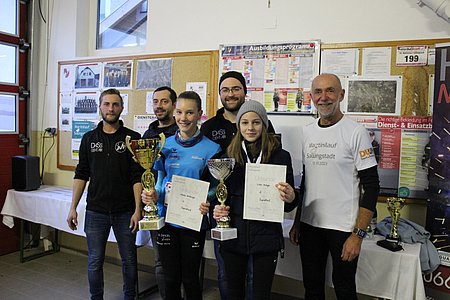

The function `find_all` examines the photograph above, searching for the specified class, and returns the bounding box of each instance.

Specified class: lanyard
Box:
[241,141,262,164]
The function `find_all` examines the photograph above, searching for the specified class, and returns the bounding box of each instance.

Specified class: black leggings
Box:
[221,248,278,300]
[157,224,206,300]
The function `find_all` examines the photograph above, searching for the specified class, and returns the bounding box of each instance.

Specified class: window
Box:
[0,93,17,133]
[0,43,17,84]
[97,0,148,49]
[0,0,17,36]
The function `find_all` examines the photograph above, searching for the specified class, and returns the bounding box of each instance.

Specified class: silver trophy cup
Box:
[207,158,237,241]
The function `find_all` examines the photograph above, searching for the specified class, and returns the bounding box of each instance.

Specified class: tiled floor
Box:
[0,248,301,299]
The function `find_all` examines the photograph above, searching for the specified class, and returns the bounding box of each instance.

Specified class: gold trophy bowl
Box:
[126,133,165,230]
[207,158,237,241]
[377,197,406,252]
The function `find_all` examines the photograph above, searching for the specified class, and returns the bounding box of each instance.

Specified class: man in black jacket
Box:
[142,86,178,300]
[67,89,143,300]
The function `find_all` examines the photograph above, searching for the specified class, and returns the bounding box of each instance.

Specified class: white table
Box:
[276,220,426,300]
[2,186,426,300]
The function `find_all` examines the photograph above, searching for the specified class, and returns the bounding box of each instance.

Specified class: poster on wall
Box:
[342,76,402,115]
[73,91,99,120]
[74,63,101,90]
[59,64,75,92]
[136,58,172,90]
[424,43,450,300]
[349,115,431,198]
[219,41,320,113]
[103,60,133,89]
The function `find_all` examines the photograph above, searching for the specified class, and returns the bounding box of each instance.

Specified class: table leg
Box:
[19,219,60,263]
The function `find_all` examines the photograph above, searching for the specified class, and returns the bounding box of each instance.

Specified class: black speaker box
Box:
[12,155,41,191]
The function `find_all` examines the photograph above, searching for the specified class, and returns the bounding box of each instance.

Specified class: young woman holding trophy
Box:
[213,100,298,299]
[141,91,221,300]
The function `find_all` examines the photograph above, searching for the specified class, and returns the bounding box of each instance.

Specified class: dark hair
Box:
[99,88,123,106]
[177,91,202,111]
[154,86,177,103]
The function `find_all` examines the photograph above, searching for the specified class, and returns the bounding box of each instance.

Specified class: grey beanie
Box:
[236,100,268,128]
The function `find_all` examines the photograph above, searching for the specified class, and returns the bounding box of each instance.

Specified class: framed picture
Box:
[342,76,402,115]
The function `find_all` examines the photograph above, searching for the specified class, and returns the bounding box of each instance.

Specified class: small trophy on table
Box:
[126,133,165,230]
[207,158,237,241]
[377,197,406,252]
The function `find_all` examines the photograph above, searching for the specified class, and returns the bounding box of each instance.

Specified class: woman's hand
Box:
[199,202,210,215]
[141,189,157,205]
[275,182,295,203]
[213,204,230,220]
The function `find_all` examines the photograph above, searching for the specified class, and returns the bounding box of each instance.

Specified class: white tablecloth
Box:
[1,185,151,246]
[1,186,426,300]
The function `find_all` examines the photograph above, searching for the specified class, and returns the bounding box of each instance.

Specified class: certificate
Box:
[243,163,286,223]
[165,175,210,231]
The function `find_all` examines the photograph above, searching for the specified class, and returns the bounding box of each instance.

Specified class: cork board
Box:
[57,50,219,170]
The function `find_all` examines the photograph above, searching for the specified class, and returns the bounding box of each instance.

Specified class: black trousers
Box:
[221,248,278,300]
[157,224,206,300]
[299,222,359,300]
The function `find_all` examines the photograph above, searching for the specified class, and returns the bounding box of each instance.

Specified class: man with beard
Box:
[289,74,379,300]
[143,86,178,139]
[142,86,177,300]
[67,89,143,300]
[201,71,275,299]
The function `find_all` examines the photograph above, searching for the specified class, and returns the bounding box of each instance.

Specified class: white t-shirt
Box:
[300,117,377,232]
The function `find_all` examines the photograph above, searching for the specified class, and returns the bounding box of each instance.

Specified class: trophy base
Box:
[139,217,165,231]
[211,227,237,241]
[377,239,403,252]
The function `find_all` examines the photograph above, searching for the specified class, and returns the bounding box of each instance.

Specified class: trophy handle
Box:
[125,135,139,163]
[157,133,166,158]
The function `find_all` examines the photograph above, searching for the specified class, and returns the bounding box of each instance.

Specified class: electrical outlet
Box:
[45,127,57,136]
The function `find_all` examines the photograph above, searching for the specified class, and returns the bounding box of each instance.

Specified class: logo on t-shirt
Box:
[115,141,127,153]
[359,148,374,159]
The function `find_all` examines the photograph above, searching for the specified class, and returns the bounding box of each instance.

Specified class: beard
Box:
[101,113,120,125]
[221,96,244,112]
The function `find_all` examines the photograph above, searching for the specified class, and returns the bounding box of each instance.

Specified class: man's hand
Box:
[341,234,363,261]
[289,222,300,245]
[129,211,141,233]
[67,209,78,230]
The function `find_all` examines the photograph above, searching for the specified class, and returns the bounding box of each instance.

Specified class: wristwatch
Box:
[352,227,367,239]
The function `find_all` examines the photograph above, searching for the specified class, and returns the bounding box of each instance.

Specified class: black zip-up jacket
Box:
[74,121,143,213]
[142,118,178,139]
[220,147,298,255]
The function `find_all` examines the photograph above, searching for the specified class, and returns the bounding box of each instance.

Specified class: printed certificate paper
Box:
[165,175,210,231]
[243,164,287,223]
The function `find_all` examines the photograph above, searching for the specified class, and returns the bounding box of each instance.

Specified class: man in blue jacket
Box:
[67,88,143,300]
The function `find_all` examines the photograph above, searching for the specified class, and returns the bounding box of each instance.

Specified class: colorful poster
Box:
[424,43,450,299]
[220,41,320,114]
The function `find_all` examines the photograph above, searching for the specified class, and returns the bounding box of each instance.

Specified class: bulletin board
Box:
[321,38,450,200]
[57,50,219,171]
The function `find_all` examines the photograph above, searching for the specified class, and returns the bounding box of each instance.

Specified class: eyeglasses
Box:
[220,86,243,95]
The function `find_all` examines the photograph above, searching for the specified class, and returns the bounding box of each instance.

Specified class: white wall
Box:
[30,0,450,185]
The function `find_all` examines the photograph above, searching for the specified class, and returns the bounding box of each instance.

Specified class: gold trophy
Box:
[126,133,165,230]
[207,158,237,241]
[377,197,406,252]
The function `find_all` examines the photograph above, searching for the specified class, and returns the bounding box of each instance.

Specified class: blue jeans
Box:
[84,210,137,300]
[214,240,253,300]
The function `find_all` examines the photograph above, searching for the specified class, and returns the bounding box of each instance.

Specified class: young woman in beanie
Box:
[213,100,298,299]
